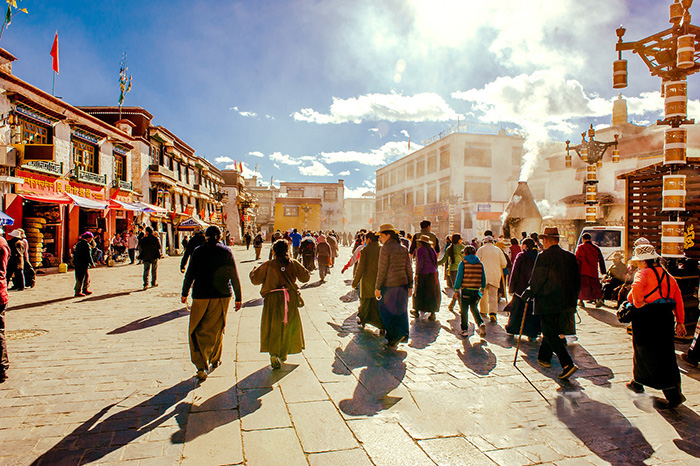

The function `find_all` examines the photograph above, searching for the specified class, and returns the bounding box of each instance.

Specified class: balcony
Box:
[22,160,64,176]
[112,179,133,191]
[75,169,106,185]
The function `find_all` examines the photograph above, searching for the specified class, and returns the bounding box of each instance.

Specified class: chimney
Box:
[612,93,627,126]
[115,119,135,136]
[0,48,18,74]
[502,181,542,238]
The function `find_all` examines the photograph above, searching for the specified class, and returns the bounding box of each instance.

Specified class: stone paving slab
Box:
[2,247,700,465]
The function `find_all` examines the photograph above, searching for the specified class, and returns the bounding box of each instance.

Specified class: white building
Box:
[344,191,375,233]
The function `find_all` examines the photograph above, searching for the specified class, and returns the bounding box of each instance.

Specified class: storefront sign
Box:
[477,203,491,212]
[16,169,106,201]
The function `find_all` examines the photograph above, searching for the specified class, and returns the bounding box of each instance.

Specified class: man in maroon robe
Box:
[575,233,606,308]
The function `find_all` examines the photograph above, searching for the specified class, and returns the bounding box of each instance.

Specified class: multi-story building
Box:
[0,48,139,267]
[375,124,558,242]
[244,176,278,236]
[278,180,344,232]
[344,191,375,233]
[81,107,226,253]
[221,169,257,243]
[274,197,322,232]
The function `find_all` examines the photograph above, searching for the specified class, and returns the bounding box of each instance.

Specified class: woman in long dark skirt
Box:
[352,232,384,331]
[250,240,310,369]
[413,234,440,321]
[621,244,686,408]
[375,224,413,348]
[505,238,540,340]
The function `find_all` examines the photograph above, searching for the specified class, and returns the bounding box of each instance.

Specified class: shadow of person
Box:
[555,389,654,465]
[242,297,264,308]
[339,290,358,303]
[30,380,195,466]
[78,290,135,302]
[408,318,440,350]
[582,306,628,329]
[8,296,75,312]
[457,339,497,376]
[107,308,189,334]
[657,404,700,458]
[483,320,518,349]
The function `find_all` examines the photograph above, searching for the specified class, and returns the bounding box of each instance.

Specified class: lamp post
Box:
[446,192,462,232]
[301,204,312,231]
[565,125,619,223]
[325,208,334,230]
[614,0,698,257]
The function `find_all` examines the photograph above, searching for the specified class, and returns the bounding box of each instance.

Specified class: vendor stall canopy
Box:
[0,211,14,226]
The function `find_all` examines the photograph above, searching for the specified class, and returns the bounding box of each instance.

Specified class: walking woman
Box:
[253,233,264,260]
[375,224,413,348]
[505,238,540,340]
[439,233,464,311]
[316,235,332,282]
[453,245,486,337]
[619,243,686,408]
[250,239,310,368]
[352,231,383,331]
[413,235,441,321]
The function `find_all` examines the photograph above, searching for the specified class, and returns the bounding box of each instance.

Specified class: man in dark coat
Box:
[352,232,383,330]
[181,230,206,273]
[408,220,440,255]
[182,226,242,381]
[140,227,162,290]
[244,231,252,250]
[523,227,581,380]
[575,232,606,308]
[72,232,95,297]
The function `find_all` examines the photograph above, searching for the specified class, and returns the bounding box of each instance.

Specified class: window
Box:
[406,191,414,207]
[288,187,304,197]
[464,177,492,201]
[177,163,182,181]
[184,166,189,184]
[464,145,492,167]
[150,145,161,165]
[406,163,414,179]
[398,167,405,183]
[114,152,126,181]
[439,179,450,201]
[72,138,98,173]
[415,188,424,205]
[18,116,50,144]
[284,206,299,217]
[416,159,425,178]
[439,147,450,170]
[390,170,397,186]
[426,182,437,204]
[427,153,437,173]
[324,189,338,201]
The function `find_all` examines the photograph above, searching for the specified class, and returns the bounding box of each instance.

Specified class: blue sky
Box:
[2,0,691,196]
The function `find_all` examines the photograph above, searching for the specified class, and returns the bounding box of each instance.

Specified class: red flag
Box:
[239,161,243,173]
[50,31,59,74]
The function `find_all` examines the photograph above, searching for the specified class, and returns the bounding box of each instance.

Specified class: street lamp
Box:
[565,125,619,223]
[614,0,698,257]
[301,204,312,231]
[446,192,462,232]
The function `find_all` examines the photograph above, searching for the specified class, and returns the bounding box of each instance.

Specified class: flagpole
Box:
[52,71,55,96]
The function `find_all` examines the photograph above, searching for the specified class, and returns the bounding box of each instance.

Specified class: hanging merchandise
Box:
[22,201,61,267]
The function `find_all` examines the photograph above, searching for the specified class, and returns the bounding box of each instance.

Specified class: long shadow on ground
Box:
[107,308,189,334]
[30,367,296,465]
[658,404,700,458]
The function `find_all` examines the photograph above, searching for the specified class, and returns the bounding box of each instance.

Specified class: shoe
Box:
[210,360,222,371]
[626,325,633,335]
[385,340,400,349]
[0,372,6,383]
[681,353,699,367]
[428,313,436,321]
[667,394,687,409]
[143,285,148,290]
[448,302,455,312]
[558,364,578,380]
[151,283,158,288]
[578,300,585,308]
[654,394,686,410]
[411,310,419,319]
[270,355,281,369]
[399,335,409,344]
[478,324,486,337]
[461,330,469,337]
[537,359,552,368]
[595,299,604,308]
[83,290,93,295]
[74,292,85,297]
[489,313,497,323]
[379,329,386,337]
[196,369,207,381]
[625,380,644,394]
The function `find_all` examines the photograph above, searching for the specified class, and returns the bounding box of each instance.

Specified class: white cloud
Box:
[241,162,262,179]
[293,91,459,124]
[270,152,302,166]
[216,156,235,164]
[321,140,421,166]
[400,130,410,138]
[338,170,351,176]
[248,151,264,158]
[230,106,258,118]
[299,161,332,177]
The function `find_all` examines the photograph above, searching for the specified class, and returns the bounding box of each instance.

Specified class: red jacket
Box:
[0,236,10,305]
[575,241,605,278]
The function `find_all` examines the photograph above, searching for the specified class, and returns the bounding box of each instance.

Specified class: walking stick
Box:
[513,299,528,365]
[501,269,510,303]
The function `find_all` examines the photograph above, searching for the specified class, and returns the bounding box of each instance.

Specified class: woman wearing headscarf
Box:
[413,234,440,321]
[375,224,413,348]
[352,231,383,332]
[316,235,332,282]
[505,238,540,340]
[250,239,310,368]
[618,243,686,408]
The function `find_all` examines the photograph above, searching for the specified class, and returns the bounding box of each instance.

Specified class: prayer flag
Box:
[50,31,59,73]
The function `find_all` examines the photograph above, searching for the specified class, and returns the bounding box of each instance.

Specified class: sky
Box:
[2,0,694,197]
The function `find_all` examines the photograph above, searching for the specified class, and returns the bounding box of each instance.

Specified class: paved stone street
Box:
[1,245,700,465]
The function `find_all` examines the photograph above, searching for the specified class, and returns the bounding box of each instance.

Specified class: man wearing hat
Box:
[476,235,507,322]
[72,232,95,297]
[409,220,440,256]
[522,227,581,380]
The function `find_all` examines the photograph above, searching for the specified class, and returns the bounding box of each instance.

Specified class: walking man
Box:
[575,232,606,308]
[523,227,581,380]
[182,226,242,381]
[72,232,95,297]
[0,228,11,383]
[140,227,162,290]
[181,229,205,273]
[476,235,507,322]
[291,228,302,259]
[409,220,440,255]
[244,231,252,250]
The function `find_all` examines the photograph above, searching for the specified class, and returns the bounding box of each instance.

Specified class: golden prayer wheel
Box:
[586,164,597,182]
[662,175,687,211]
[596,159,603,168]
[585,185,597,204]
[677,34,696,69]
[670,1,684,23]
[581,146,588,162]
[613,59,628,89]
[565,153,572,168]
[585,205,597,223]
[661,221,686,258]
[664,127,687,165]
[612,149,620,163]
[664,81,688,119]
